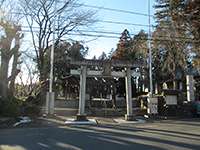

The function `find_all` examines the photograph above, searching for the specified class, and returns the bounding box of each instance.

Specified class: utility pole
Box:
[49,0,57,94]
[46,0,57,115]
[148,0,153,97]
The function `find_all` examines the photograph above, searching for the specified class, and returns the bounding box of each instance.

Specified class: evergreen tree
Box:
[112,29,132,60]
[98,52,107,60]
[155,0,185,22]
[131,30,148,62]
[184,0,200,51]
[153,0,190,85]
[112,29,148,61]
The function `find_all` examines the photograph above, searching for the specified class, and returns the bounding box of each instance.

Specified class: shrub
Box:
[0,97,21,117]
[21,96,42,117]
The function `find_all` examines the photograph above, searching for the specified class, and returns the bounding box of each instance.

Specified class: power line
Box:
[99,20,150,27]
[57,1,154,17]
[8,11,187,31]
[4,3,191,32]
[9,11,153,28]
[20,25,146,35]
[68,33,119,39]
[21,29,199,43]
[77,3,154,17]
[20,26,197,42]
[8,11,189,32]
[61,34,200,43]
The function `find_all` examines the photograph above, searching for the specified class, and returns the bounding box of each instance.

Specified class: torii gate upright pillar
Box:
[125,67,134,121]
[69,59,144,121]
[76,66,87,121]
[186,75,195,102]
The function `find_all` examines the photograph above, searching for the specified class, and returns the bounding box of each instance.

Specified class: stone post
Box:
[125,67,134,121]
[46,92,55,115]
[173,80,177,90]
[186,75,195,102]
[155,83,158,94]
[77,66,87,121]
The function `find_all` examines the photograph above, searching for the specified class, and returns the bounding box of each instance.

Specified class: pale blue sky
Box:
[12,0,156,82]
[19,0,156,58]
[75,0,156,58]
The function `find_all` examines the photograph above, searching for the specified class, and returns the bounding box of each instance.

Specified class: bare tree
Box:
[0,20,23,98]
[0,0,25,99]
[19,0,96,82]
[15,56,40,98]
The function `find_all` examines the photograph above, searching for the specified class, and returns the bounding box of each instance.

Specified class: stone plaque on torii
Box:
[69,59,145,121]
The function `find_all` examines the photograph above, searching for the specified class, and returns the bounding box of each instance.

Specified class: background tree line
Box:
[111,0,200,93]
[0,0,95,116]
[0,0,200,116]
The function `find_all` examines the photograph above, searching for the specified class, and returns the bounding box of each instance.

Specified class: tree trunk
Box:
[0,56,9,98]
[9,35,21,95]
[9,51,19,95]
[37,63,48,105]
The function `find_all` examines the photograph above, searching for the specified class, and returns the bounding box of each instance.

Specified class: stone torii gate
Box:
[70,59,144,121]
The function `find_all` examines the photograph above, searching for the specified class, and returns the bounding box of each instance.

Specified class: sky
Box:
[18,0,156,59]
[72,0,156,58]
[1,0,156,83]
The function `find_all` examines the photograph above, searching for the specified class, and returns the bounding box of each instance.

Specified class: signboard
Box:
[147,97,158,114]
[165,95,177,105]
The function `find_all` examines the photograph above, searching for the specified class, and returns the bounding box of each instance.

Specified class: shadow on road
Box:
[0,118,200,150]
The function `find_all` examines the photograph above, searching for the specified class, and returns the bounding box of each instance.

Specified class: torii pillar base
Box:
[125,114,136,121]
[76,114,88,121]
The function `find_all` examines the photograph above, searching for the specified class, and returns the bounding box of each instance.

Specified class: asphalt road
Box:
[0,119,200,150]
